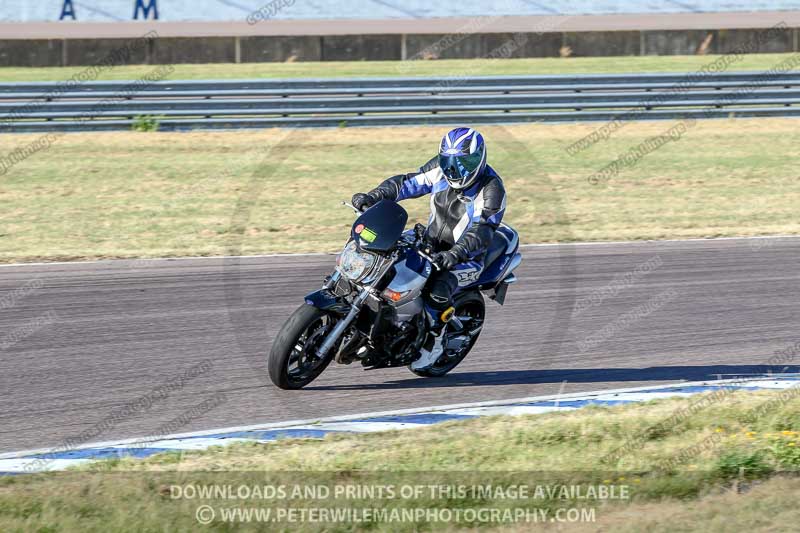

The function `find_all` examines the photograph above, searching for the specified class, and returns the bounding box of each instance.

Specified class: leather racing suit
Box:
[366,156,507,323]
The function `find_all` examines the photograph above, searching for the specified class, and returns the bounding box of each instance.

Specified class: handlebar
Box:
[341,201,362,216]
[343,201,440,270]
[417,249,442,271]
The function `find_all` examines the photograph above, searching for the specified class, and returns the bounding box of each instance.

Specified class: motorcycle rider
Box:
[351,127,507,371]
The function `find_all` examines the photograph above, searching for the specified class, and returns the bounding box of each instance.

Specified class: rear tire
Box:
[410,291,485,378]
[268,304,336,390]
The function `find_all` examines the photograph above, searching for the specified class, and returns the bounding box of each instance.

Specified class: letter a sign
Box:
[58,0,159,21]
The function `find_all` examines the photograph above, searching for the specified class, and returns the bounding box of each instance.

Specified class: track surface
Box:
[1,237,799,453]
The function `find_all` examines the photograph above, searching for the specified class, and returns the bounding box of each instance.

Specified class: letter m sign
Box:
[133,0,159,20]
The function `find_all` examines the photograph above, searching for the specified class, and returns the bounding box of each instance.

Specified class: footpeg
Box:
[439,306,455,322]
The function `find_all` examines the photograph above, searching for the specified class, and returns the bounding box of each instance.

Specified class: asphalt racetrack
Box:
[1,236,799,453]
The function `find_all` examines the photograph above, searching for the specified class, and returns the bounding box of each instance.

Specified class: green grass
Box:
[0,53,798,81]
[1,119,800,263]
[2,388,800,531]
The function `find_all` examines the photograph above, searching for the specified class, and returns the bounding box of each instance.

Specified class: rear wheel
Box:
[268,304,336,389]
[410,291,485,378]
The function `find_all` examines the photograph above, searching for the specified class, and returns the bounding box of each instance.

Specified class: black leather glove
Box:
[351,192,377,212]
[432,250,460,271]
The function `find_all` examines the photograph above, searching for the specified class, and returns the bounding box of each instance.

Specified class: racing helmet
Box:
[438,127,487,190]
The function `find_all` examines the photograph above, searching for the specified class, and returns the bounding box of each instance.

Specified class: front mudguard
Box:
[304,289,352,315]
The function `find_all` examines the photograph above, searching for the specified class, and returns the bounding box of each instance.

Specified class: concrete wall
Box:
[320,35,402,62]
[240,36,321,62]
[64,38,149,66]
[0,27,797,67]
[151,37,236,64]
[0,39,63,67]
[642,30,713,56]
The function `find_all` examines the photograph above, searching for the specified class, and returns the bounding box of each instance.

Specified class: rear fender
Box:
[483,252,521,305]
[499,252,522,280]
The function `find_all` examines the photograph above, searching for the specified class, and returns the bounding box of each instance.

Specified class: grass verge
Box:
[1,388,799,531]
[1,53,799,81]
[1,119,800,262]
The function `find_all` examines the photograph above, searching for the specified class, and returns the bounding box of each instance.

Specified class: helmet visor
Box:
[438,150,483,186]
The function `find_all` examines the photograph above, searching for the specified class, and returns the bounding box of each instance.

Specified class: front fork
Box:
[314,256,396,359]
[314,286,370,358]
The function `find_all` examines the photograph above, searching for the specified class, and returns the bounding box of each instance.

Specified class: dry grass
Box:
[2,118,799,262]
[2,388,800,531]
[99,388,800,474]
[0,53,797,82]
[504,476,800,532]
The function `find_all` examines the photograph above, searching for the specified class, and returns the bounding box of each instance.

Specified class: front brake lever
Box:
[417,249,442,271]
[341,201,361,216]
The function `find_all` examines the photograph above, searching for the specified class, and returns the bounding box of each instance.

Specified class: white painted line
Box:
[587,391,697,402]
[726,379,800,389]
[290,422,428,433]
[445,405,575,417]
[1,234,798,269]
[0,251,332,269]
[109,437,255,451]
[1,375,790,461]
[0,458,92,473]
[519,235,800,248]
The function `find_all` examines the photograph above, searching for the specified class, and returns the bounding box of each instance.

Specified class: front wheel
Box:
[268,304,336,390]
[410,291,485,378]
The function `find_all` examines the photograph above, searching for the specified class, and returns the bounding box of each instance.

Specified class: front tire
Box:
[410,291,485,378]
[268,304,336,390]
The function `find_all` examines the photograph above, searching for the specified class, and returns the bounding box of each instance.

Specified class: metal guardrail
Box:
[2,72,800,132]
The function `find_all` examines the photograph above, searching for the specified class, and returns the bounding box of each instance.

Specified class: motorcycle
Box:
[267,199,522,389]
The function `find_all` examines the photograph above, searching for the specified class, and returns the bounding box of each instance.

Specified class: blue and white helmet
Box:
[438,127,487,190]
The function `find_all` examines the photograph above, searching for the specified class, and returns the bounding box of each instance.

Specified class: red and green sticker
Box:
[360,228,377,242]
[354,223,377,242]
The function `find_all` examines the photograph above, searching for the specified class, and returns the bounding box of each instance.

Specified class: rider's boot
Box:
[411,306,454,371]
